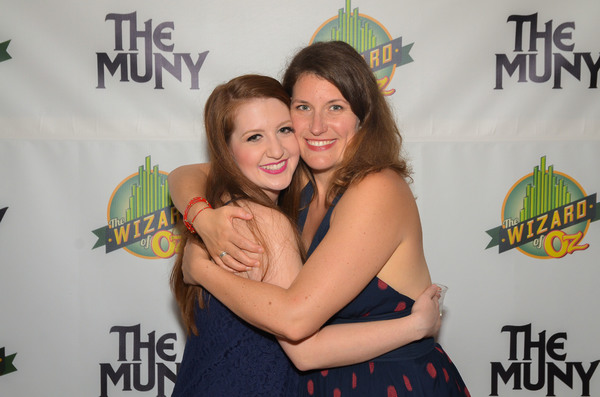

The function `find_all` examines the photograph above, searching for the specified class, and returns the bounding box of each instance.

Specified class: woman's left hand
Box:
[410,284,442,338]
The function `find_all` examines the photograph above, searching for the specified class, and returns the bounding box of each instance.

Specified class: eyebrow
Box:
[291,98,348,105]
[241,119,292,136]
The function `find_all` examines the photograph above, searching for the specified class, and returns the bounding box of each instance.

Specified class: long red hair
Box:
[170,75,306,335]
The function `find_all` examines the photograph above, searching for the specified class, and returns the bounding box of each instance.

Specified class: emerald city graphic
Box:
[322,2,379,52]
[486,156,598,259]
[125,156,171,221]
[92,156,181,259]
[311,0,414,95]
[518,156,572,222]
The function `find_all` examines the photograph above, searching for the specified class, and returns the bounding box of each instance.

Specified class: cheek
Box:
[342,120,359,140]
[288,141,301,160]
[291,113,309,131]
[231,147,256,174]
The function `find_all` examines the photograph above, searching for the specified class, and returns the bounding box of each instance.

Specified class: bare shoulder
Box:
[331,169,419,242]
[342,169,414,207]
[237,201,295,234]
[232,201,302,287]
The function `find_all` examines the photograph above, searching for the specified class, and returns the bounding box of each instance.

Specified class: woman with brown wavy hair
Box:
[170,41,468,396]
[170,73,442,397]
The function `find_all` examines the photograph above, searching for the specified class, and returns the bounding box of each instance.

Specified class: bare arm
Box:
[278,284,440,371]
[186,201,440,371]
[168,163,261,269]
[167,163,211,213]
[183,170,429,341]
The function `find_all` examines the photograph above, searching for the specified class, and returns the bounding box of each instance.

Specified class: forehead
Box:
[231,98,290,132]
[235,97,286,116]
[293,74,344,100]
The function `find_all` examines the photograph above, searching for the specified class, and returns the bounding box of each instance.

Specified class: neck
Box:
[311,169,335,203]
[264,189,280,204]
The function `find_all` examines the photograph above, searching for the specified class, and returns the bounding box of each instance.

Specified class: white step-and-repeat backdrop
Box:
[1,1,599,396]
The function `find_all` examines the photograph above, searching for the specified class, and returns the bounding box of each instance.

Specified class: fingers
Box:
[207,239,260,269]
[219,231,263,258]
[198,206,262,268]
[213,251,254,272]
[225,205,254,221]
[225,208,263,255]
[423,283,440,298]
[225,248,260,268]
[231,235,263,255]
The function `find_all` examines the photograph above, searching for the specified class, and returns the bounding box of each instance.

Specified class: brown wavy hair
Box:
[282,41,412,205]
[170,75,306,335]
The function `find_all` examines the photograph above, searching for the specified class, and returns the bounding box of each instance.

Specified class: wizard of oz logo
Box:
[0,40,11,63]
[92,156,182,259]
[486,156,599,259]
[311,0,414,96]
[0,347,17,376]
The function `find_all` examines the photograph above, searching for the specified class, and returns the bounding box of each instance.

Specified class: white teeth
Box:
[307,139,335,146]
[262,161,286,171]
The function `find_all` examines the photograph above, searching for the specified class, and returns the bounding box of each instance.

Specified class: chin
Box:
[305,161,335,173]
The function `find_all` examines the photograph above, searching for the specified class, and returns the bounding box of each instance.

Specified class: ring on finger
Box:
[219,251,228,259]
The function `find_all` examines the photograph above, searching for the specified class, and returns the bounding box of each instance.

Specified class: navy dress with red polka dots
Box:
[297,183,469,397]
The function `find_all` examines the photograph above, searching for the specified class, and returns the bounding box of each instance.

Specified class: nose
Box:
[266,136,285,159]
[309,111,327,135]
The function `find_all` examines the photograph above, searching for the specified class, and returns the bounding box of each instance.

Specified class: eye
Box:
[295,104,310,111]
[247,134,262,142]
[279,126,295,134]
[330,104,343,111]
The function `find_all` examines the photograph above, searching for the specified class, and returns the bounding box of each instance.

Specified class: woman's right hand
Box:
[191,205,263,271]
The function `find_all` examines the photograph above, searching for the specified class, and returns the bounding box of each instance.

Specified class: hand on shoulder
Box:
[233,201,302,287]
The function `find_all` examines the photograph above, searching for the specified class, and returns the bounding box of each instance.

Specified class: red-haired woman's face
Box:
[229,98,299,202]
[290,73,359,176]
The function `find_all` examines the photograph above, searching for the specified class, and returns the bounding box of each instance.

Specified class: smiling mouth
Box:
[306,139,335,147]
[260,160,287,174]
[305,139,336,151]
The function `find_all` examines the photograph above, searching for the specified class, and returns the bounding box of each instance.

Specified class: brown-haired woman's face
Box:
[290,74,359,175]
[228,98,299,202]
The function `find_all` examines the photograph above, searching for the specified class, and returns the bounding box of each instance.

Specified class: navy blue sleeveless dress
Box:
[297,183,470,397]
[172,290,300,396]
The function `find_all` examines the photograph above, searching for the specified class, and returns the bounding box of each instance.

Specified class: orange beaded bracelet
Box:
[183,197,212,234]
